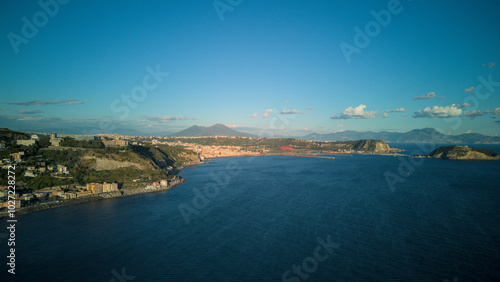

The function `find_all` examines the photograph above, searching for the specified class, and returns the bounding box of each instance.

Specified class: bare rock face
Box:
[92,158,147,171]
[429,145,500,160]
[351,140,401,153]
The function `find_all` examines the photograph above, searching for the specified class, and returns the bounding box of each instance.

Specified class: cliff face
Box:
[429,146,500,160]
[351,140,400,153]
[83,156,148,171]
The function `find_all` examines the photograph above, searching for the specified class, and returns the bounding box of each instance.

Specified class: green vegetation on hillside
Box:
[60,137,104,148]
[429,145,500,160]
[132,144,199,167]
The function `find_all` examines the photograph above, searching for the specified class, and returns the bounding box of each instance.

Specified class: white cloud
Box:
[413,104,462,118]
[330,104,377,119]
[280,110,305,114]
[413,92,436,100]
[464,86,475,93]
[263,109,273,118]
[402,114,408,117]
[435,96,445,100]
[486,107,500,115]
[383,112,389,118]
[304,107,314,110]
[337,124,344,127]
[465,130,473,134]
[247,113,259,118]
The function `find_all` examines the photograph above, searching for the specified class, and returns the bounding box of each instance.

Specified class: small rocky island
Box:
[428,145,500,160]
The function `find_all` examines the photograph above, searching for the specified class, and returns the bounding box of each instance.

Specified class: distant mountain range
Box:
[18,124,499,144]
[302,128,500,144]
[170,124,257,138]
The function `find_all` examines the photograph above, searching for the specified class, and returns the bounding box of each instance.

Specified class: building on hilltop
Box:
[102,139,129,147]
[50,132,62,147]
[278,145,294,151]
[57,165,69,174]
[16,139,37,146]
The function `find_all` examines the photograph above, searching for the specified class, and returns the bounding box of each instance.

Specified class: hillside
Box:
[164,136,401,154]
[350,140,400,153]
[303,128,500,144]
[0,137,200,189]
[171,124,257,138]
[428,146,500,160]
[0,128,31,142]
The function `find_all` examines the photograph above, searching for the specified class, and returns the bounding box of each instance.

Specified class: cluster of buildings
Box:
[86,182,119,194]
[0,176,182,210]
[160,140,261,159]
[102,139,129,147]
[0,182,118,209]
[24,163,68,178]
[147,138,264,159]
[12,132,129,148]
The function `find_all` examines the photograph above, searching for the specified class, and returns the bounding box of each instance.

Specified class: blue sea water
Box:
[2,148,500,281]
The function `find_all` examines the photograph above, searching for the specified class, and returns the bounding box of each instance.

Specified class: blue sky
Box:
[1,0,499,136]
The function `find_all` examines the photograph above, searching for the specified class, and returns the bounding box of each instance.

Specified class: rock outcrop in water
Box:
[428,145,500,160]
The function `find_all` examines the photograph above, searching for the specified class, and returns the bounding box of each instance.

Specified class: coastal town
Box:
[0,129,185,215]
[0,127,404,216]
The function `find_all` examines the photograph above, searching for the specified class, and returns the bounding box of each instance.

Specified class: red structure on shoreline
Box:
[278,145,294,151]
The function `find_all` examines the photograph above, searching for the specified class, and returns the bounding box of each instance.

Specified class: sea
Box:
[1,144,500,281]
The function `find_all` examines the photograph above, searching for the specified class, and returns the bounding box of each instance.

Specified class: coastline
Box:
[1,152,405,218]
[0,179,186,218]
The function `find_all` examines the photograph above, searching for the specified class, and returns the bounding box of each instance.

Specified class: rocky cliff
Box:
[351,140,401,153]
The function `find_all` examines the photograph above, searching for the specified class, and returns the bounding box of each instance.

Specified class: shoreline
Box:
[0,152,406,218]
[0,179,185,218]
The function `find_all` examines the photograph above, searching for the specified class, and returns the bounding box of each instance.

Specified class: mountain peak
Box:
[171,124,256,138]
[210,123,228,129]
